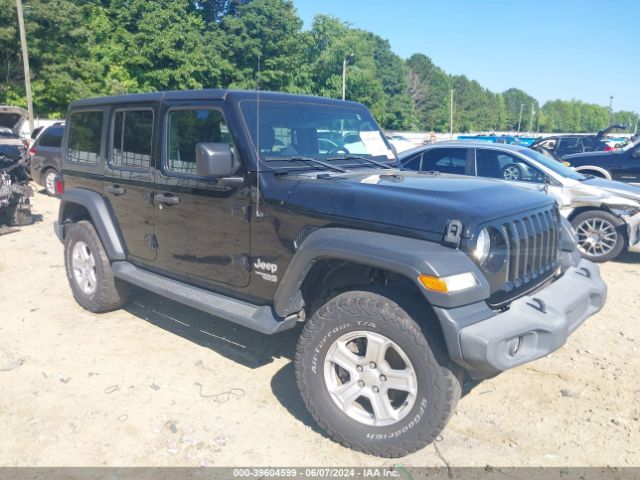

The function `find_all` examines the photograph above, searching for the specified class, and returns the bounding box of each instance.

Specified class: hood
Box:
[0,106,28,133]
[284,169,554,238]
[556,177,640,211]
[596,123,626,139]
[580,177,640,204]
[563,150,616,162]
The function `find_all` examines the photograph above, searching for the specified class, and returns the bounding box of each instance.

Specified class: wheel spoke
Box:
[366,390,398,424]
[331,380,363,409]
[384,368,416,394]
[328,342,359,374]
[79,271,90,292]
[364,334,389,366]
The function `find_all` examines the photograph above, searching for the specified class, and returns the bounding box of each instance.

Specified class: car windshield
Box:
[519,148,586,181]
[239,99,396,171]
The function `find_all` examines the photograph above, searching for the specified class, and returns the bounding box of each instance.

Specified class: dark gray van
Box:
[30,123,64,196]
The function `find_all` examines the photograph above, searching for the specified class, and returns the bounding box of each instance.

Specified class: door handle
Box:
[106,185,126,196]
[155,193,180,205]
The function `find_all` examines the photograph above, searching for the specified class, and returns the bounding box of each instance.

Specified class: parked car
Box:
[30,123,64,196]
[400,141,640,262]
[0,106,32,225]
[54,89,605,457]
[529,124,626,158]
[562,136,640,184]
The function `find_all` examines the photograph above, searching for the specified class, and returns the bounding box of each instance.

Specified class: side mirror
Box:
[631,148,640,159]
[196,143,234,177]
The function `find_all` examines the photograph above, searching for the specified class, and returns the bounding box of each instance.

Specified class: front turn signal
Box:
[418,272,478,293]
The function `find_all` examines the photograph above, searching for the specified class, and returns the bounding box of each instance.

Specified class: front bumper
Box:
[623,211,640,253]
[434,258,606,379]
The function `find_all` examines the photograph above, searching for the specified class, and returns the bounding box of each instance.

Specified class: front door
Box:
[152,102,251,288]
[611,149,640,183]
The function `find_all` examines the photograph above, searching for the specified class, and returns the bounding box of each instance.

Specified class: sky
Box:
[294,0,640,114]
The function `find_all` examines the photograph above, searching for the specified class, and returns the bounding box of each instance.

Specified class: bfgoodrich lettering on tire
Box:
[64,220,129,313]
[294,290,462,457]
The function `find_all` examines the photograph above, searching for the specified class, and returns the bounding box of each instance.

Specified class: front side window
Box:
[476,149,545,183]
[402,152,423,171]
[67,111,103,163]
[421,148,468,174]
[166,109,231,175]
[111,110,153,168]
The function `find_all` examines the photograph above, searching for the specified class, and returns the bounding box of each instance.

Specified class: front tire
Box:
[571,210,625,262]
[295,291,462,457]
[64,220,129,312]
[501,164,522,181]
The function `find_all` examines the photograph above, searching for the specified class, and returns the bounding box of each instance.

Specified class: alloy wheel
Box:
[323,330,418,427]
[575,217,618,257]
[71,241,97,295]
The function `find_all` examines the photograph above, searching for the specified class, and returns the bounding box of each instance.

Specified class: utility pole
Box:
[341,54,354,101]
[16,0,34,133]
[607,96,613,126]
[634,115,639,135]
[450,89,454,139]
[517,103,524,134]
[528,104,535,134]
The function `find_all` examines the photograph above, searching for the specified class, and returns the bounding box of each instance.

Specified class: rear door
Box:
[103,106,157,263]
[152,101,251,288]
[415,147,472,175]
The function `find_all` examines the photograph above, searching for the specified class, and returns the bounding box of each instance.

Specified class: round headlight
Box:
[474,228,491,264]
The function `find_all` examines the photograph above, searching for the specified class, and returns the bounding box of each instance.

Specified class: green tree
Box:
[219,0,309,92]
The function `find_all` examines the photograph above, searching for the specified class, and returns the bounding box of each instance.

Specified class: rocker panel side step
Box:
[112,261,297,335]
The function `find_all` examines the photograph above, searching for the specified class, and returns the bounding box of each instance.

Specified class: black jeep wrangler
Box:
[55,90,606,457]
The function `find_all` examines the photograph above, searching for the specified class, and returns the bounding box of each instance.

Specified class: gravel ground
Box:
[0,190,638,467]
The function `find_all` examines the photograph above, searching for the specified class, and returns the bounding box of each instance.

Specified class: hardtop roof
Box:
[69,89,363,109]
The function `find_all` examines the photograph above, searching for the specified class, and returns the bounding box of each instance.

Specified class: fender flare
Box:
[58,188,127,260]
[574,165,612,180]
[273,227,490,317]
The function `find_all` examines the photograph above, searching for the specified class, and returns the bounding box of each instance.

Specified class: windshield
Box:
[519,148,586,181]
[239,99,396,170]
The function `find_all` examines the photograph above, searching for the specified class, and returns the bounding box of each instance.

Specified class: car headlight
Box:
[473,228,491,265]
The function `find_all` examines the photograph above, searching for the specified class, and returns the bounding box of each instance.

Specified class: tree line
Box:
[0,0,637,133]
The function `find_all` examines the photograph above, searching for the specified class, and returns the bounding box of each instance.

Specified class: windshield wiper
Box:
[326,155,393,169]
[285,156,347,173]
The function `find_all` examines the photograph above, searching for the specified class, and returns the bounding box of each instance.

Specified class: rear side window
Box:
[67,111,103,163]
[38,126,64,148]
[166,109,231,175]
[421,148,468,174]
[111,109,153,168]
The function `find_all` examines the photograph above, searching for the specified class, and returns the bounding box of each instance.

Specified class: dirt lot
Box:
[0,190,639,467]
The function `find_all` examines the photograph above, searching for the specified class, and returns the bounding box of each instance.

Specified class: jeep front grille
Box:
[485,206,560,307]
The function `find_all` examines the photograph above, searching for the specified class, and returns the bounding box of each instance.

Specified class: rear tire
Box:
[295,290,462,457]
[571,210,625,262]
[64,220,129,312]
[43,168,60,196]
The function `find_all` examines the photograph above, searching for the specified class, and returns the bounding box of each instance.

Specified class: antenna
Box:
[255,54,263,219]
